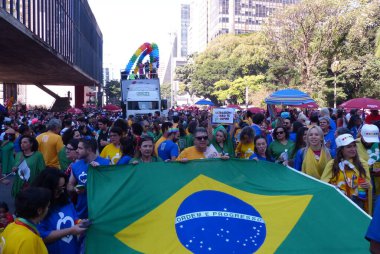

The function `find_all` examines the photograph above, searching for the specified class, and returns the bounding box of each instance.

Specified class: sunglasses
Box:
[195,136,208,141]
[276,131,285,135]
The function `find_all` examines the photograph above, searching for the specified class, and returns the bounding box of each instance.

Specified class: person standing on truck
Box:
[144,61,150,79]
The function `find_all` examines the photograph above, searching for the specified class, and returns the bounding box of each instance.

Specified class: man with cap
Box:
[356,124,380,163]
[157,128,180,161]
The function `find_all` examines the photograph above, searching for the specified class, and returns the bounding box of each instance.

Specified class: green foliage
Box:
[174,0,380,106]
[213,75,266,104]
[104,80,121,105]
[160,83,171,99]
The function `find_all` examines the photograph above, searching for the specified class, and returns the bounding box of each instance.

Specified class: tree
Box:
[160,83,171,99]
[264,0,353,95]
[190,33,269,103]
[104,80,121,105]
[213,75,267,104]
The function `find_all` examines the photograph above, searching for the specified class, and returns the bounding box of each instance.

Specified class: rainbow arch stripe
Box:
[125,42,159,74]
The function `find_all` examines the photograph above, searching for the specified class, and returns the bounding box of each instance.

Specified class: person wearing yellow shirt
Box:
[356,124,379,162]
[177,127,229,162]
[321,134,373,215]
[154,122,173,156]
[100,127,122,165]
[36,118,64,168]
[1,187,51,254]
[235,126,255,159]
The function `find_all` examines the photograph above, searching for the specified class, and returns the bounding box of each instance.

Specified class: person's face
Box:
[283,119,291,130]
[319,120,329,130]
[143,123,150,131]
[98,122,107,131]
[20,137,32,151]
[140,140,153,157]
[77,142,89,160]
[215,131,225,143]
[172,132,180,143]
[275,128,286,140]
[308,128,322,147]
[259,122,267,132]
[55,177,66,199]
[342,142,357,159]
[66,144,78,161]
[194,132,208,150]
[73,130,81,140]
[354,118,361,126]
[110,132,121,145]
[255,138,267,154]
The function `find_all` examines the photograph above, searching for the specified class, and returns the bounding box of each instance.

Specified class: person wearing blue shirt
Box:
[117,137,134,165]
[249,135,273,162]
[320,107,337,131]
[366,200,380,253]
[319,116,337,158]
[13,124,31,153]
[158,128,180,161]
[34,168,88,254]
[68,139,110,219]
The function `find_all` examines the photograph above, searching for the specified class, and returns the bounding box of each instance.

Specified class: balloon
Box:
[125,43,160,74]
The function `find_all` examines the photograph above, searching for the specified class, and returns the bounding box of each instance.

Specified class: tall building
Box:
[188,0,298,54]
[180,4,190,57]
[188,0,209,55]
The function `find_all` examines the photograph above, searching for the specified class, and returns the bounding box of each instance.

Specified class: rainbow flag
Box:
[86,159,371,253]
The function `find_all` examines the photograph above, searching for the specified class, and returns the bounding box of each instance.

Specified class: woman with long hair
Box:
[33,168,87,254]
[347,115,362,139]
[117,137,135,165]
[130,136,162,164]
[294,126,331,179]
[321,134,372,214]
[249,135,272,161]
[235,126,255,159]
[11,135,45,197]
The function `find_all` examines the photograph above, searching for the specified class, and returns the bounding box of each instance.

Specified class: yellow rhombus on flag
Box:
[115,175,312,253]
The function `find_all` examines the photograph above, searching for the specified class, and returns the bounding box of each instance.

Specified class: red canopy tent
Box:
[103,104,121,111]
[67,108,83,114]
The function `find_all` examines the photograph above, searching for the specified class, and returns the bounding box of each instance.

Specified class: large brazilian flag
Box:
[86,159,371,253]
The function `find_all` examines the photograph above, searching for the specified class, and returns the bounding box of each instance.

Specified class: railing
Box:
[0,0,103,84]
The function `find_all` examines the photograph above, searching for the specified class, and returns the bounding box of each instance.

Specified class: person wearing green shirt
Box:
[268,126,295,164]
[12,136,46,197]
[130,136,162,164]
[210,125,235,157]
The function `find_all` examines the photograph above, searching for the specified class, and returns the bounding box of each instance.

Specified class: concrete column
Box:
[229,0,235,34]
[3,83,18,103]
[75,86,85,108]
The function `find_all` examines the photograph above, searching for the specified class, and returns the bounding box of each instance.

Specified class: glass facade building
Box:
[188,0,298,54]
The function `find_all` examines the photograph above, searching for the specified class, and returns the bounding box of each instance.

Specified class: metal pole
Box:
[245,86,248,109]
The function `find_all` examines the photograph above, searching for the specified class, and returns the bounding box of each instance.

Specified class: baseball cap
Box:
[360,124,379,143]
[335,134,355,148]
[280,112,290,118]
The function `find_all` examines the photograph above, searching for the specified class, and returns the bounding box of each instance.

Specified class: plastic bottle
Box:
[357,177,367,200]
[282,149,288,162]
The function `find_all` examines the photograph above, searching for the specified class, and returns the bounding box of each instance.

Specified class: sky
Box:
[88,0,183,74]
[27,0,185,106]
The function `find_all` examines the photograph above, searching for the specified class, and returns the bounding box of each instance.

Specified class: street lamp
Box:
[331,60,341,108]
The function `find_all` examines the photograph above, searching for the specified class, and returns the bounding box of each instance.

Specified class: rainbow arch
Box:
[125,42,159,74]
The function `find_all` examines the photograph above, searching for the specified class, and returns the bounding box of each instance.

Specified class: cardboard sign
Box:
[212,108,235,125]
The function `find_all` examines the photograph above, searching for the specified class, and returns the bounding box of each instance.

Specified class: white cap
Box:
[335,134,355,148]
[361,124,379,143]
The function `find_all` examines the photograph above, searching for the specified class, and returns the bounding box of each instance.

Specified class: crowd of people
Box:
[0,106,379,253]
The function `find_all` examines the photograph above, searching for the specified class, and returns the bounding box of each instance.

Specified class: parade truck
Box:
[120,73,168,118]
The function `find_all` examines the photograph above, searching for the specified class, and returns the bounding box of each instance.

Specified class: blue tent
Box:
[265,89,315,105]
[195,99,214,106]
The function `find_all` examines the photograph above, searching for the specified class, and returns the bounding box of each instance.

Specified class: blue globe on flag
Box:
[175,190,266,253]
